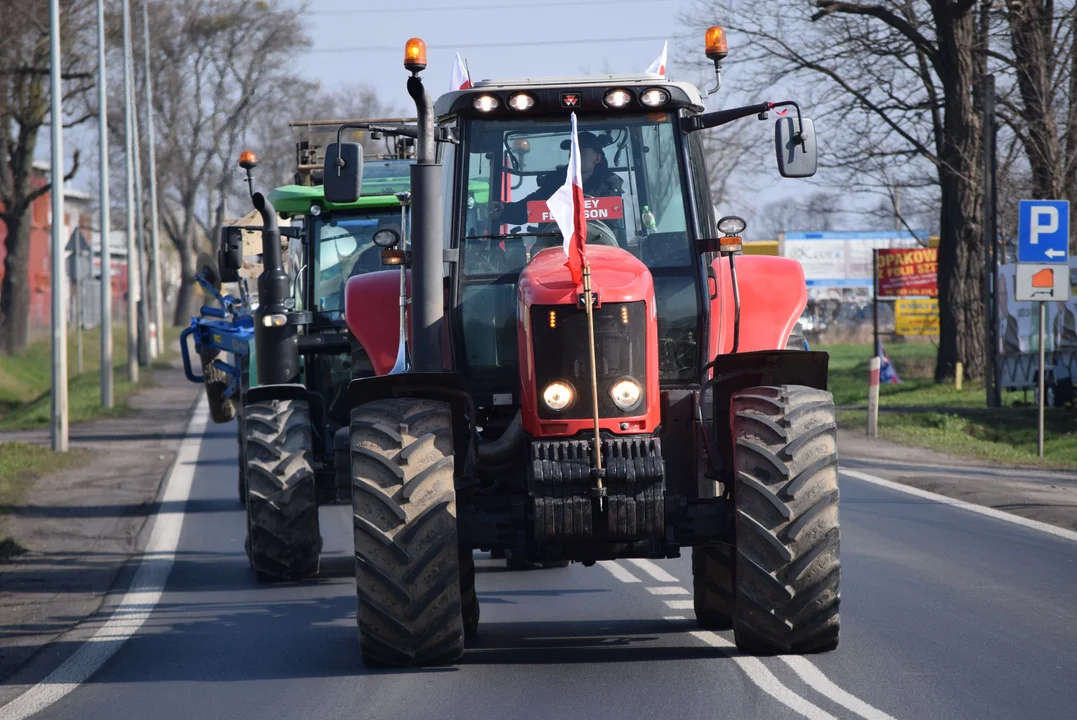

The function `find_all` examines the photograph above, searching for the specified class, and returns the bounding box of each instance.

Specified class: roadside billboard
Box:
[876,247,938,297]
[894,298,939,336]
[780,230,931,300]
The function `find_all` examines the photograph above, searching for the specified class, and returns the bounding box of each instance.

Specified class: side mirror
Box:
[218,226,243,283]
[775,116,817,178]
[323,141,363,204]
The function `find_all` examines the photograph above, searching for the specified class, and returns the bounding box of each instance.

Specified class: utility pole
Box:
[983,74,999,408]
[49,0,69,452]
[96,0,113,408]
[122,0,138,383]
[142,0,163,358]
[130,74,149,369]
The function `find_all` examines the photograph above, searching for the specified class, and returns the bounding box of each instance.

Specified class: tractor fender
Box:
[707,255,808,360]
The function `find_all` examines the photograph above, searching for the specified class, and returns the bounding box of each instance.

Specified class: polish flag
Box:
[646,41,668,76]
[546,113,587,286]
[450,53,472,90]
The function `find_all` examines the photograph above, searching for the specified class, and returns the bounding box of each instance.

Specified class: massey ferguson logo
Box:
[560,93,580,108]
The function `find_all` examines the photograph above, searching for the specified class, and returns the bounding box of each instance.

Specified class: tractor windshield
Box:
[314,209,403,312]
[456,113,700,388]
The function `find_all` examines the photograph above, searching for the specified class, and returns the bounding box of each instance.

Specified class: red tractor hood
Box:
[518,245,652,307]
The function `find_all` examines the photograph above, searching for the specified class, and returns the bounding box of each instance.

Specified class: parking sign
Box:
[1017,200,1069,264]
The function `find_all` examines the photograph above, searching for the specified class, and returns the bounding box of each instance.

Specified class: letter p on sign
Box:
[1030,206,1058,244]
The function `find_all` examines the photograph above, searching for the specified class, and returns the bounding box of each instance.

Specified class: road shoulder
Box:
[838,428,1077,532]
[0,358,204,681]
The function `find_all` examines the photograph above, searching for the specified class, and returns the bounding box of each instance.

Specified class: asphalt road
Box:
[2,405,1076,720]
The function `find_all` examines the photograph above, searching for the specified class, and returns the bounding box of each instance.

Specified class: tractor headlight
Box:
[609,378,642,411]
[542,381,574,412]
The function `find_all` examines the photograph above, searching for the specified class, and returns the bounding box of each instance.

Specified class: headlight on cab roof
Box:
[473,94,499,112]
[604,89,633,108]
[640,88,670,107]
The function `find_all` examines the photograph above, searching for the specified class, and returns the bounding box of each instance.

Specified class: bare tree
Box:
[0,0,95,353]
[683,0,990,382]
[139,0,311,324]
[994,0,1077,252]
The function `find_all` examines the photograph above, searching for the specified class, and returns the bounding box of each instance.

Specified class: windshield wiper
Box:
[462,232,560,240]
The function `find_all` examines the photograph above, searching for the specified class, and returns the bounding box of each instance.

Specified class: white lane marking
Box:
[647,586,689,596]
[598,560,641,583]
[0,396,209,720]
[780,656,898,720]
[663,599,694,610]
[662,615,687,620]
[690,631,838,720]
[627,558,679,582]
[842,468,1077,543]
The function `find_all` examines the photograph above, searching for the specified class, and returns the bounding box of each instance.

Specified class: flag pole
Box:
[582,261,603,500]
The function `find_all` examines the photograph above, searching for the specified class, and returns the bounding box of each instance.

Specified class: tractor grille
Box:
[530,301,647,420]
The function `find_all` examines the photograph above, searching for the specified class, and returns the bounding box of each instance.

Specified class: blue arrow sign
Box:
[1018,199,1069,264]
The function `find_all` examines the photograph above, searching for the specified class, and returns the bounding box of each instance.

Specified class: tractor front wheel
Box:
[350,398,465,667]
[730,385,840,655]
[692,544,734,630]
[243,398,321,581]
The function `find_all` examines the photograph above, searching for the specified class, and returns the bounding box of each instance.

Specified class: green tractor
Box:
[219,121,422,581]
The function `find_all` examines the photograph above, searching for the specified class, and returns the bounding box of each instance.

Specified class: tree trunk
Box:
[172,240,197,326]
[933,1,985,382]
[0,211,33,354]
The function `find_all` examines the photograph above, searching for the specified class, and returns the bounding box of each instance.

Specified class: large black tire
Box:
[350,398,465,667]
[244,398,321,582]
[692,544,734,630]
[460,548,479,638]
[730,385,840,655]
[202,348,237,423]
[236,356,250,505]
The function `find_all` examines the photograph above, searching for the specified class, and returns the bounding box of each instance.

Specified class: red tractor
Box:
[323,30,839,667]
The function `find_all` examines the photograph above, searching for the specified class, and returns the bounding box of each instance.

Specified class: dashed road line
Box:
[662,615,687,620]
[598,560,641,583]
[842,468,1077,543]
[662,599,694,610]
[0,397,209,720]
[780,656,898,720]
[691,631,839,720]
[627,558,679,582]
[647,586,689,595]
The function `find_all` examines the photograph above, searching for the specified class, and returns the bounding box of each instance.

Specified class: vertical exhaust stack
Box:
[241,151,300,385]
[404,38,444,374]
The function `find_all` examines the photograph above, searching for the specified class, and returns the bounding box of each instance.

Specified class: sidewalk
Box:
[0,354,204,680]
[838,428,1077,532]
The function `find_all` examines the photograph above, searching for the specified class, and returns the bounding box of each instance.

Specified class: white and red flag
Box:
[450,53,472,90]
[645,41,668,76]
[546,112,587,286]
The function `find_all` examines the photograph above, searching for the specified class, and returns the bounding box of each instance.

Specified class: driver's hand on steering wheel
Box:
[489,201,505,220]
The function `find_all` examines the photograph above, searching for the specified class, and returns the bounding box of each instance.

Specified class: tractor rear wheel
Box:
[244,398,321,581]
[692,544,734,630]
[730,385,840,655]
[460,547,479,638]
[350,398,465,667]
[236,355,250,505]
[202,348,237,424]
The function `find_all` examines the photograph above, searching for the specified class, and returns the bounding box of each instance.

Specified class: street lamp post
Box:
[49,0,69,452]
[96,0,113,408]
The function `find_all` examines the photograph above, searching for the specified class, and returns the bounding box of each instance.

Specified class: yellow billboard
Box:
[895,298,940,336]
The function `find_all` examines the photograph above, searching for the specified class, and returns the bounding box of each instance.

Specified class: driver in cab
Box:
[490,131,624,226]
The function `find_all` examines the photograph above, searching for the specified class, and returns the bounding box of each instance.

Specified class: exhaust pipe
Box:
[252,192,299,385]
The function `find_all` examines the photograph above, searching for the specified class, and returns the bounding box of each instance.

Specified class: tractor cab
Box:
[436,76,715,417]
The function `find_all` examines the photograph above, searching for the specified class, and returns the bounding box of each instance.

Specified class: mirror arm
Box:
[683,100,803,136]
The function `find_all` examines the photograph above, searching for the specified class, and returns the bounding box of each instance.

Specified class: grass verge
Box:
[0,442,88,559]
[0,326,181,431]
[824,341,1077,470]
